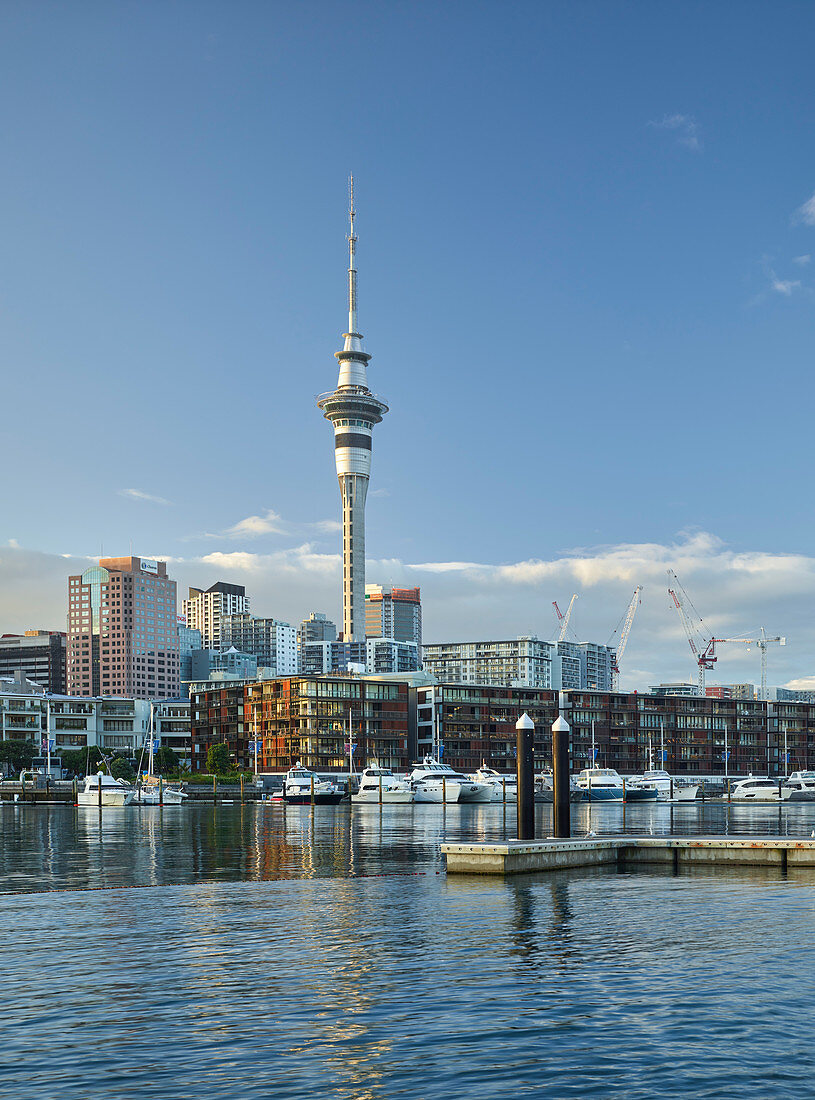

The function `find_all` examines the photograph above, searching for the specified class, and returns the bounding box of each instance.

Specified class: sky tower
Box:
[317,180,388,642]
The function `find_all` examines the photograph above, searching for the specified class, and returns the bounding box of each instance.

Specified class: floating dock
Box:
[441,836,815,875]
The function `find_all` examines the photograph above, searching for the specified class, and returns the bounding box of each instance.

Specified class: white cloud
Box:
[370,488,390,498]
[793,254,811,266]
[649,113,701,151]
[794,192,815,226]
[770,274,801,296]
[4,531,815,691]
[205,511,342,540]
[119,488,171,506]
[210,509,289,539]
[309,519,342,534]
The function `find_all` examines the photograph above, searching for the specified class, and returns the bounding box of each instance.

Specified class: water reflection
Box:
[3,800,815,895]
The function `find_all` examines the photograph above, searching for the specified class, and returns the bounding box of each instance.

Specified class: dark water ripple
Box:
[1,802,815,1097]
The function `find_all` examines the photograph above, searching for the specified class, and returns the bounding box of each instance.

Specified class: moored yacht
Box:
[783,771,815,802]
[77,772,135,807]
[623,777,659,802]
[352,766,413,804]
[574,768,625,802]
[631,770,699,802]
[272,764,346,804]
[471,764,517,802]
[409,758,491,804]
[729,776,791,802]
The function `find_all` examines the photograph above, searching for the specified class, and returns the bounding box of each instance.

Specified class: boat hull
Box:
[77,791,134,807]
[352,790,414,804]
[273,792,346,805]
[625,787,658,802]
[579,788,624,802]
[413,782,462,804]
[136,788,187,805]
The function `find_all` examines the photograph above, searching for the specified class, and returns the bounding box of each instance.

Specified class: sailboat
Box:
[135,704,188,806]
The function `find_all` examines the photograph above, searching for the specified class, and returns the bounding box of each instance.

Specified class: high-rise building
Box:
[422,638,553,689]
[0,631,67,693]
[365,586,422,651]
[221,613,297,676]
[576,642,616,692]
[317,181,388,641]
[67,557,180,699]
[297,612,338,645]
[182,582,249,649]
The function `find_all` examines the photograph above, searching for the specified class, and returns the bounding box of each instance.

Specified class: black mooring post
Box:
[552,715,571,838]
[516,713,535,841]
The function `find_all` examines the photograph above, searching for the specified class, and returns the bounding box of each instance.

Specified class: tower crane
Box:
[708,628,785,701]
[609,586,643,691]
[667,570,717,695]
[552,594,578,642]
[667,570,786,698]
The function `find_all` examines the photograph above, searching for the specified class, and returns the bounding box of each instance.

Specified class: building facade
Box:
[221,613,297,675]
[364,585,422,650]
[189,675,815,778]
[0,690,152,758]
[190,674,414,773]
[0,631,67,693]
[422,637,553,689]
[417,685,815,778]
[67,557,180,699]
[576,642,616,692]
[182,582,249,649]
[316,185,388,641]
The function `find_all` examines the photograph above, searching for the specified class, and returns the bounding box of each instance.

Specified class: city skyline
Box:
[1,4,814,689]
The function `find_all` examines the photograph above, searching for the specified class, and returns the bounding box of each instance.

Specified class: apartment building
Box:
[221,613,297,675]
[182,582,249,649]
[364,585,422,649]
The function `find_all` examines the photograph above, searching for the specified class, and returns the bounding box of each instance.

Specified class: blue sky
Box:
[2,2,815,688]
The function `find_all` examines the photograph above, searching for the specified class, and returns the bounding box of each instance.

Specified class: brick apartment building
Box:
[191,676,815,777]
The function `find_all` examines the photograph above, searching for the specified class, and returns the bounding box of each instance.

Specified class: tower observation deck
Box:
[317,180,388,642]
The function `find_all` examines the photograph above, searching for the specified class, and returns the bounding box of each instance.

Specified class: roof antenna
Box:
[347,174,357,334]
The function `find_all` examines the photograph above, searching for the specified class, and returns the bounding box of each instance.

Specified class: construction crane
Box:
[609,586,643,691]
[552,594,578,642]
[709,628,786,701]
[667,570,785,698]
[667,569,717,695]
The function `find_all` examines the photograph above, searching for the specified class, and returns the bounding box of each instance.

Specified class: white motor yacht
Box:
[271,764,345,804]
[409,758,492,803]
[633,769,699,802]
[783,771,815,802]
[574,768,625,802]
[471,764,517,802]
[352,766,414,804]
[728,776,792,802]
[77,772,135,807]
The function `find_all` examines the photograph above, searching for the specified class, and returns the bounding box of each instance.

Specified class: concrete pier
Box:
[442,836,815,875]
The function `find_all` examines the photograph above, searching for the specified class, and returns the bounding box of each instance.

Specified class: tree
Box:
[60,746,103,778]
[109,755,135,782]
[154,746,180,775]
[0,739,36,776]
[206,743,232,776]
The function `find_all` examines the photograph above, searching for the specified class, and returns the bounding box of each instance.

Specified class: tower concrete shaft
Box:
[317,180,388,642]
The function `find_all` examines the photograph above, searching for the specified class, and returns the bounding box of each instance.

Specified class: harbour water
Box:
[4,802,815,1097]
